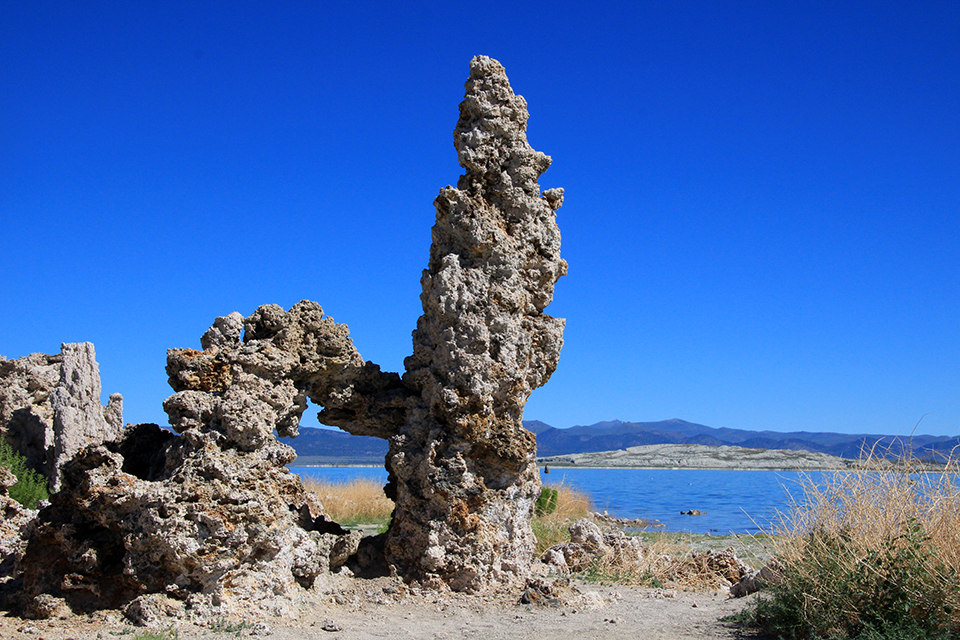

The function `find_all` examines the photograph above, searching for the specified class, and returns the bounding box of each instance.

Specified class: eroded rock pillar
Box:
[329,56,567,591]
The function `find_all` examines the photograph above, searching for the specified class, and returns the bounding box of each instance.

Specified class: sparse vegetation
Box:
[301,476,394,528]
[0,440,49,509]
[209,617,252,637]
[531,481,593,555]
[129,629,179,640]
[741,452,960,639]
[535,486,559,517]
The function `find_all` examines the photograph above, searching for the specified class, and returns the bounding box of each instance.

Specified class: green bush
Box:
[751,519,958,639]
[0,440,49,509]
[535,486,559,517]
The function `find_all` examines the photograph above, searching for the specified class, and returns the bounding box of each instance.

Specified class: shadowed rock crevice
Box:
[110,423,175,481]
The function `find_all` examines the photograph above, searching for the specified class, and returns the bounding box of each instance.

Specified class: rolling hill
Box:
[285,418,959,465]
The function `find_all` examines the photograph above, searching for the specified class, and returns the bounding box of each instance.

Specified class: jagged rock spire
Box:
[382,55,567,590]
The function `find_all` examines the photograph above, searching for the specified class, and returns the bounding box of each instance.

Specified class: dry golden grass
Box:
[754,450,960,637]
[532,481,593,555]
[302,477,593,534]
[542,481,594,522]
[302,477,394,525]
[776,459,960,568]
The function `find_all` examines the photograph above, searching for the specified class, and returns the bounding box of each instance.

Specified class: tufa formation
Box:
[19,304,368,619]
[317,54,566,589]
[10,54,565,617]
[377,54,566,590]
[0,342,123,492]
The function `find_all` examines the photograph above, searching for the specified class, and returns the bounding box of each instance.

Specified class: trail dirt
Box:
[0,574,764,640]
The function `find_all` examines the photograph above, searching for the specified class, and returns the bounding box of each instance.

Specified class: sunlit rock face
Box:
[163,301,407,454]
[20,304,373,619]
[324,55,567,591]
[0,342,122,491]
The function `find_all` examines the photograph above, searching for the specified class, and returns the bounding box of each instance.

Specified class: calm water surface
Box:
[289,466,820,535]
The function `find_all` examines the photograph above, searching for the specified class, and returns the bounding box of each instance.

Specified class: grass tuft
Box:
[209,617,252,637]
[130,629,178,640]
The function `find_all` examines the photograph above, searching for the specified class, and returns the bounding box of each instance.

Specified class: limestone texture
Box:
[163,301,407,453]
[21,424,360,620]
[50,343,123,491]
[0,466,36,597]
[0,343,122,490]
[20,304,373,618]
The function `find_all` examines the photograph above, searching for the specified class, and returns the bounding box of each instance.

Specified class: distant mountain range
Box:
[286,418,960,465]
[529,419,960,462]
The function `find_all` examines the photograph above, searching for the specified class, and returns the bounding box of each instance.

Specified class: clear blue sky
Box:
[2,1,957,437]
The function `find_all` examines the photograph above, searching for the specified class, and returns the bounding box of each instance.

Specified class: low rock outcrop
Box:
[19,306,371,619]
[539,443,860,470]
[542,519,753,590]
[730,560,783,597]
[0,343,122,491]
[541,519,653,573]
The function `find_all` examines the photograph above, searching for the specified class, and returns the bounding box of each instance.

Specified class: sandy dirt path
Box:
[1,575,764,640]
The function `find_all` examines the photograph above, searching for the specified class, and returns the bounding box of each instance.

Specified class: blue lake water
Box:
[289,466,821,535]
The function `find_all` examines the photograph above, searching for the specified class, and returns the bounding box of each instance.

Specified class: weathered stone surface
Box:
[0,343,122,490]
[730,561,783,597]
[50,343,122,491]
[19,304,380,618]
[164,300,408,452]
[0,466,36,593]
[541,519,648,573]
[0,353,60,480]
[322,55,566,591]
[21,423,361,619]
[18,55,567,614]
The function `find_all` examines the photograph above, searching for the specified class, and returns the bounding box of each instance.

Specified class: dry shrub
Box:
[302,477,394,526]
[660,547,751,590]
[753,452,960,639]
